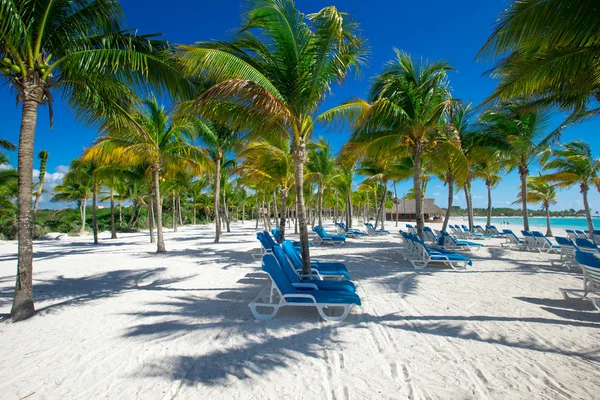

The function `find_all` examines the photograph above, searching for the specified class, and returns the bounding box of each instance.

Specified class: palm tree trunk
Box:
[544,202,553,237]
[335,190,339,223]
[153,165,166,252]
[347,191,353,228]
[193,198,197,225]
[148,194,155,244]
[379,180,387,230]
[32,155,47,237]
[394,182,399,227]
[11,90,43,320]
[223,190,231,232]
[442,177,453,231]
[272,189,279,228]
[294,201,298,234]
[119,202,122,224]
[110,189,117,239]
[255,194,260,230]
[581,184,594,239]
[81,198,87,235]
[279,189,288,241]
[317,184,323,227]
[464,183,474,230]
[172,191,177,232]
[92,184,98,245]
[242,203,245,224]
[486,181,493,228]
[214,156,221,242]
[128,200,137,228]
[178,195,183,227]
[519,164,530,231]
[373,188,379,228]
[292,141,311,275]
[413,147,425,237]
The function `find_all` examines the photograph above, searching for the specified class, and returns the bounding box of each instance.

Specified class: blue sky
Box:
[1,0,599,211]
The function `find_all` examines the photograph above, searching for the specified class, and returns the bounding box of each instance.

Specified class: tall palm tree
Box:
[324,50,465,236]
[543,140,600,238]
[1,0,187,321]
[69,158,101,244]
[479,102,553,231]
[195,122,241,242]
[32,149,49,232]
[85,98,209,253]
[238,136,294,240]
[180,0,367,273]
[516,174,557,237]
[306,139,338,228]
[478,0,600,120]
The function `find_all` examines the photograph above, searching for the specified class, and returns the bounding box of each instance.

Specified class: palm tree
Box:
[32,150,49,232]
[69,158,102,243]
[238,136,294,240]
[189,177,210,225]
[474,162,504,228]
[479,102,553,231]
[543,140,600,238]
[85,98,209,253]
[1,0,187,321]
[306,139,338,228]
[324,50,464,236]
[180,0,367,273]
[52,167,92,235]
[195,122,241,242]
[478,0,600,120]
[516,174,557,237]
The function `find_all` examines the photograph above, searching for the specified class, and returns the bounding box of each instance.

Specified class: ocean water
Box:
[473,217,596,230]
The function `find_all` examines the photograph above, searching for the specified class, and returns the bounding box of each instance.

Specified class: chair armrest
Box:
[292,283,319,290]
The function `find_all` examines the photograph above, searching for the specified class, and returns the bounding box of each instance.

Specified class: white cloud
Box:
[55,165,69,174]
[473,195,483,199]
[504,201,511,205]
[433,192,441,196]
[0,163,13,171]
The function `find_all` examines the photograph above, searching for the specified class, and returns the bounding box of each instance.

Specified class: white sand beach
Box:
[1,221,599,399]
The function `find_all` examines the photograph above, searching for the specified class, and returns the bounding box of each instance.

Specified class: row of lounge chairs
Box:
[561,245,600,311]
[249,231,360,321]
[399,231,472,270]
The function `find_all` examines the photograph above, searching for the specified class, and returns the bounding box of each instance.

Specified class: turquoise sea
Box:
[474,217,597,230]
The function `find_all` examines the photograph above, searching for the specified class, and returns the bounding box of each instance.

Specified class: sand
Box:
[1,219,599,399]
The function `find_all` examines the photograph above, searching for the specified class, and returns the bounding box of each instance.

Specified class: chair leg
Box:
[317,304,352,322]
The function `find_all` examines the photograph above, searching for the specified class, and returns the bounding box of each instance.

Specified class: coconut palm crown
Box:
[179,0,368,273]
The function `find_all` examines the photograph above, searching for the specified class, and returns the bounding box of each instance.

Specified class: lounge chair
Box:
[439,231,483,252]
[281,240,351,280]
[364,222,390,235]
[335,222,366,238]
[407,239,472,270]
[575,238,600,254]
[531,231,561,253]
[248,254,361,321]
[501,229,526,249]
[560,251,600,312]
[553,237,578,270]
[521,231,542,251]
[312,226,346,245]
[422,226,438,244]
[461,225,491,240]
[485,225,504,237]
[271,227,305,249]
[406,224,418,234]
[271,246,356,293]
[593,230,600,246]
[566,229,578,241]
[473,225,487,235]
[575,230,587,239]
[449,225,466,239]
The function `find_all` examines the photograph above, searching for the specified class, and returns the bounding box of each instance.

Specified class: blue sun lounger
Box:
[281,240,351,280]
[248,254,361,321]
[335,222,366,238]
[439,231,484,251]
[271,246,356,293]
[575,238,600,254]
[313,226,346,245]
[554,237,578,269]
[560,251,600,312]
[364,222,390,235]
[501,229,526,249]
[531,231,561,253]
[461,225,491,239]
